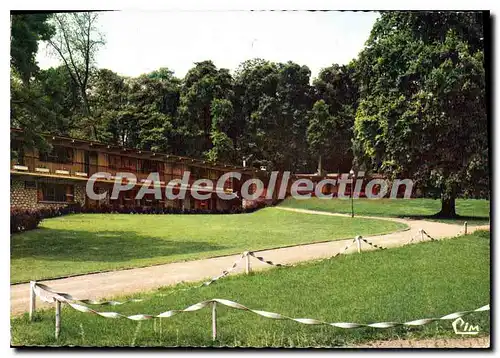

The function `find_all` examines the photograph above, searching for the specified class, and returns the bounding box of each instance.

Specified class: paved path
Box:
[10,208,489,315]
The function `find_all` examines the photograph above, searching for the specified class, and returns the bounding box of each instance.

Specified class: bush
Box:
[11,203,83,234]
[77,202,267,215]
[11,209,43,233]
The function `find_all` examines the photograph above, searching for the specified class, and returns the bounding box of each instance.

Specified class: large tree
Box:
[233,59,280,169]
[47,12,105,140]
[354,11,488,216]
[307,100,348,174]
[176,61,234,158]
[10,13,55,85]
[89,68,180,152]
[310,63,358,173]
[205,98,236,163]
[35,66,82,135]
[234,59,312,171]
[10,13,56,151]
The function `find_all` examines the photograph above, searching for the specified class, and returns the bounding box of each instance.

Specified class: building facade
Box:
[10,128,253,211]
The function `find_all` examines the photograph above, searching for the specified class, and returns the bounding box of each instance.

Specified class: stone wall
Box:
[74,183,86,206]
[11,178,86,210]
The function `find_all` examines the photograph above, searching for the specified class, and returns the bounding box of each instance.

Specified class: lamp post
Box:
[349,169,355,218]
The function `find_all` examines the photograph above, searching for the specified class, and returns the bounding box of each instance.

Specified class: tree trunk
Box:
[81,90,97,140]
[317,155,323,176]
[438,195,457,217]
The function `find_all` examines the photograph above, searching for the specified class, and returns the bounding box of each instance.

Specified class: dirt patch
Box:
[352,336,490,348]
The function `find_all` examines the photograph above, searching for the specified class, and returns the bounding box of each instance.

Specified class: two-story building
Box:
[10,128,254,211]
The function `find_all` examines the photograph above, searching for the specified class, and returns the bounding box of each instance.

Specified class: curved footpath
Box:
[10,207,489,315]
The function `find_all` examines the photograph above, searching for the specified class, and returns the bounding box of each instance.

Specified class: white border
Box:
[3,2,497,356]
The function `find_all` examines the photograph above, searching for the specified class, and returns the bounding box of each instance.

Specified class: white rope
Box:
[247,252,288,267]
[404,229,432,246]
[34,284,489,329]
[422,230,437,241]
[149,253,247,297]
[200,253,246,286]
[405,222,469,246]
[359,238,386,250]
[330,238,357,259]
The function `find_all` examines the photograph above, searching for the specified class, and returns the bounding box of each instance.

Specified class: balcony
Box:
[11,156,234,193]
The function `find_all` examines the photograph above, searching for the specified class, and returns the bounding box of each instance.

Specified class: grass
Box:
[279,197,490,225]
[11,231,490,347]
[11,207,407,284]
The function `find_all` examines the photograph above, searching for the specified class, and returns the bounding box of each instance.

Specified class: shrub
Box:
[10,209,43,233]
[11,203,83,234]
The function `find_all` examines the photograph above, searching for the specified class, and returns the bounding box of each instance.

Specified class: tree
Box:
[47,12,105,140]
[274,61,313,171]
[233,59,280,168]
[233,59,312,171]
[206,98,235,163]
[88,68,179,152]
[36,66,83,134]
[10,13,55,85]
[10,13,56,151]
[307,100,348,174]
[311,63,358,172]
[131,70,180,152]
[354,11,487,216]
[11,68,54,152]
[177,61,234,158]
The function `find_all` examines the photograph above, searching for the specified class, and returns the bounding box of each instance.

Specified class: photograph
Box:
[9,8,490,349]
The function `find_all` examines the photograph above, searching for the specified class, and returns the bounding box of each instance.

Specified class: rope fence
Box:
[30,281,489,341]
[404,221,469,246]
[27,221,471,340]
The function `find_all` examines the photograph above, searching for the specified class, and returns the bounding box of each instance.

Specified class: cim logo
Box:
[452,317,480,335]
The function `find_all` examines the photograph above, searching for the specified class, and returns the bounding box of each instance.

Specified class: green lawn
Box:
[11,207,406,284]
[11,231,490,347]
[280,197,490,225]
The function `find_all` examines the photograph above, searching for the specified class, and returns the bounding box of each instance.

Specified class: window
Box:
[191,166,207,179]
[109,155,121,169]
[24,181,36,189]
[208,170,218,180]
[38,183,74,202]
[11,140,25,165]
[39,146,73,164]
[121,156,137,171]
[172,165,183,176]
[141,159,159,173]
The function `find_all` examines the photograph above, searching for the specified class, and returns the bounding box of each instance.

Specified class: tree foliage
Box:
[354,11,488,215]
[10,13,55,84]
[10,13,56,151]
[47,12,105,139]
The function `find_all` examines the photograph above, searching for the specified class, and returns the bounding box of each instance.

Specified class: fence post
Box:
[355,236,362,253]
[245,252,251,274]
[464,221,468,235]
[29,281,36,321]
[55,300,61,339]
[212,301,217,341]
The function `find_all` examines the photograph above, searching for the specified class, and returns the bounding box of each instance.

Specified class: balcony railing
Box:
[11,156,234,192]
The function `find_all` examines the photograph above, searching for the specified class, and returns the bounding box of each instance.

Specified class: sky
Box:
[36,10,380,81]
